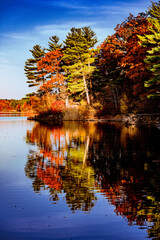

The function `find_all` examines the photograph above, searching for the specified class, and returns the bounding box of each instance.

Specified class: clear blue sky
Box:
[0,0,152,99]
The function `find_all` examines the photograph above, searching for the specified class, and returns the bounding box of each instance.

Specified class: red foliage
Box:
[115,14,152,97]
[51,100,65,112]
[0,100,12,111]
[37,49,62,75]
[99,35,123,65]
[37,164,62,190]
[99,177,146,226]
[37,49,64,94]
[98,14,152,106]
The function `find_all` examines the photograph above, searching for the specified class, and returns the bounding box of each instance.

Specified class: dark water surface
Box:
[0,117,160,240]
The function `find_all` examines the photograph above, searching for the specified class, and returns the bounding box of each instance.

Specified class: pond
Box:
[0,116,160,240]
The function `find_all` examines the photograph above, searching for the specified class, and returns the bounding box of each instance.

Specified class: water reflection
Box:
[25,121,160,239]
[25,122,97,212]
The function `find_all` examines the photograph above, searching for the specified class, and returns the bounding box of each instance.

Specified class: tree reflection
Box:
[25,122,97,211]
[25,121,160,239]
[91,123,160,239]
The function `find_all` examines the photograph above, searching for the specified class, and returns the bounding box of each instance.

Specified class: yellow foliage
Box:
[120,94,129,114]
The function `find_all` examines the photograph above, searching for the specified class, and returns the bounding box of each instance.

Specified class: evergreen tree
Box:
[24,45,45,89]
[63,27,97,105]
[47,36,62,52]
[138,1,160,97]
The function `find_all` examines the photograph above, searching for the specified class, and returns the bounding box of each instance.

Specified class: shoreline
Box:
[27,113,160,129]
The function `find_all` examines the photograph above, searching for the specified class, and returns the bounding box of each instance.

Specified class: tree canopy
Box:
[24,1,160,115]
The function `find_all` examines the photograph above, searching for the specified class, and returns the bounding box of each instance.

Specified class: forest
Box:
[0,99,32,112]
[2,1,160,118]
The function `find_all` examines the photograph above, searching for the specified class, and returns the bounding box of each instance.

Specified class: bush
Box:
[51,100,65,112]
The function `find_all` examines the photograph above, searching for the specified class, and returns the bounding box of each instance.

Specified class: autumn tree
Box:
[97,13,152,113]
[116,14,151,98]
[63,27,97,105]
[37,49,64,97]
[96,35,124,114]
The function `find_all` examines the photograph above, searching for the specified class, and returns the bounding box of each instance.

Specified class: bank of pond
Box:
[28,110,160,129]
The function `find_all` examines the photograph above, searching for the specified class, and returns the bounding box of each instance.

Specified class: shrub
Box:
[51,100,65,112]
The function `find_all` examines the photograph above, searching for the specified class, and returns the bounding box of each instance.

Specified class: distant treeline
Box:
[0,99,32,112]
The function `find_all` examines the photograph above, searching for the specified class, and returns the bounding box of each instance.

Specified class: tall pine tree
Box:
[24,45,45,90]
[63,27,97,105]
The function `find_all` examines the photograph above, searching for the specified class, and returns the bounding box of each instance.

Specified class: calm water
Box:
[0,116,160,240]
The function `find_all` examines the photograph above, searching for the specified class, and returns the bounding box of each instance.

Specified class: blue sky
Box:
[0,0,151,99]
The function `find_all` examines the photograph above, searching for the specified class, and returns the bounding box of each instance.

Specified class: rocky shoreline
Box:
[28,113,160,129]
[101,113,160,127]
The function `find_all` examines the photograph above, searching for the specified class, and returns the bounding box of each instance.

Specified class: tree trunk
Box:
[83,74,90,105]
[65,96,69,108]
[111,87,119,114]
[88,59,93,105]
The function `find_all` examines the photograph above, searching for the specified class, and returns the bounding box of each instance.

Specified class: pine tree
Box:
[24,45,45,89]
[138,1,160,97]
[63,27,97,105]
[47,36,62,52]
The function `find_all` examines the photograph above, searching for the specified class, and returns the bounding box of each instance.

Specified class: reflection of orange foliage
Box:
[40,149,64,166]
[27,123,67,166]
[37,165,62,190]
[27,123,65,148]
[99,177,147,226]
[27,122,65,190]
[51,127,64,141]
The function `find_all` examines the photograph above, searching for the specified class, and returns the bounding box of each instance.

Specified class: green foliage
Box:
[47,35,62,52]
[120,94,129,114]
[148,0,160,20]
[63,27,97,105]
[138,1,160,97]
[24,45,45,88]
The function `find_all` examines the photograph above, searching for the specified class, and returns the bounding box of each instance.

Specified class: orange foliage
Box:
[37,49,64,94]
[51,100,65,112]
[0,99,32,112]
[0,100,11,111]
[99,36,123,64]
[99,14,152,107]
[115,14,152,96]
[37,49,62,75]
